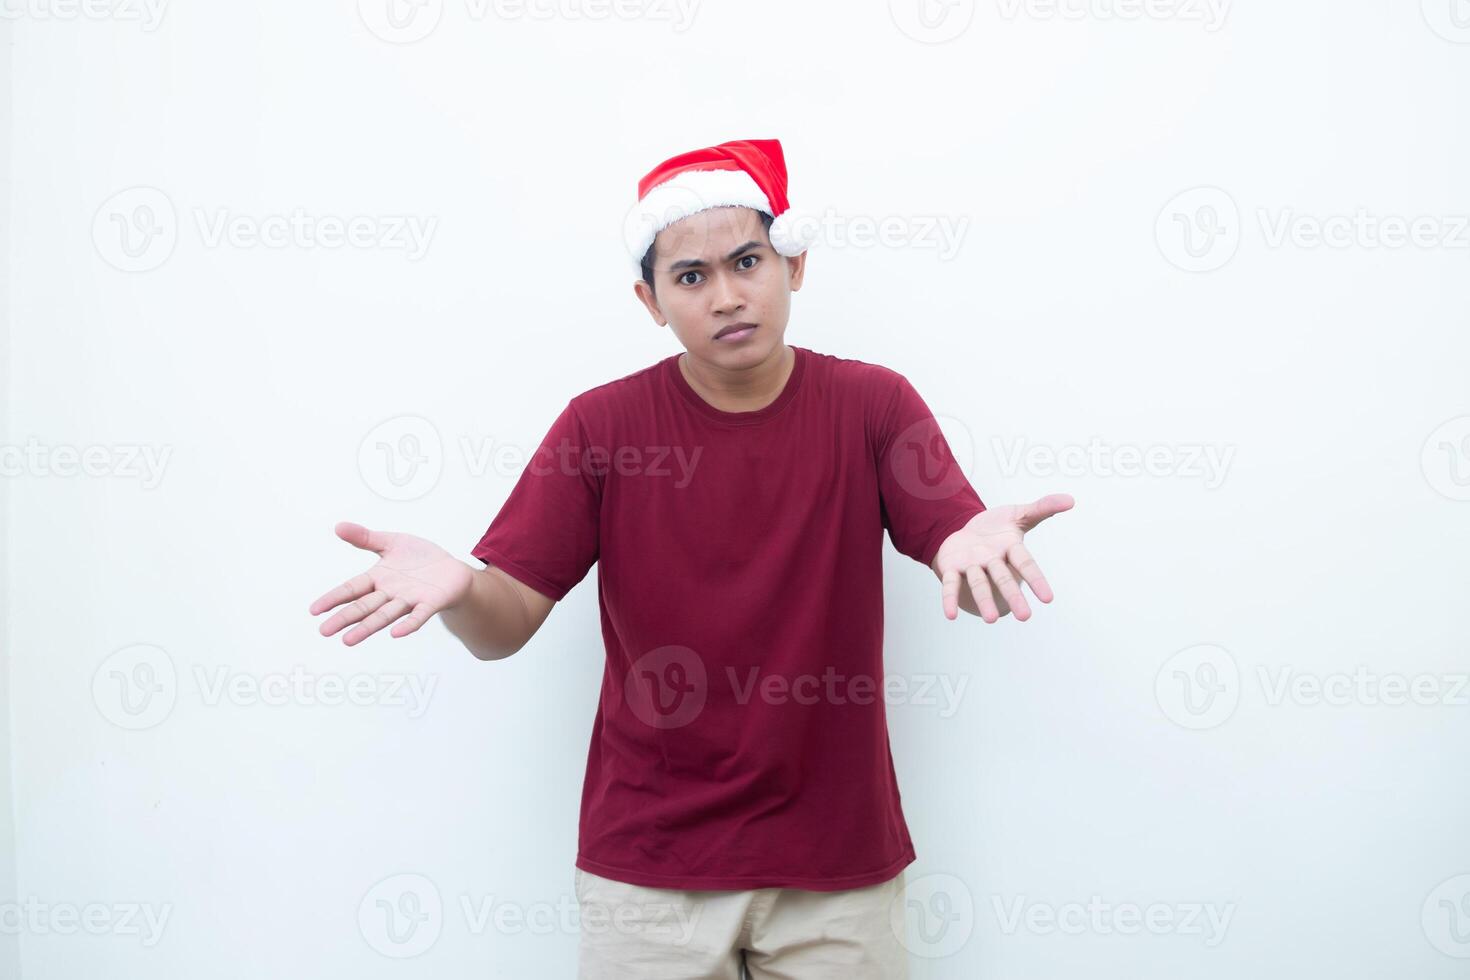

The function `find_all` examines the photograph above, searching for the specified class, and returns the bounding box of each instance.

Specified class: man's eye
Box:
[678,271,702,286]
[738,255,758,270]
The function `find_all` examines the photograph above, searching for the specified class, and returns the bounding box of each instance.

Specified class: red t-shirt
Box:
[470,344,986,891]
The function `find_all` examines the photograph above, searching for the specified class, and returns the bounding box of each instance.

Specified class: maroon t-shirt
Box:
[470,344,986,891]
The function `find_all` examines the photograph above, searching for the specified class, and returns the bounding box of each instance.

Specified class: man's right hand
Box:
[309,522,473,646]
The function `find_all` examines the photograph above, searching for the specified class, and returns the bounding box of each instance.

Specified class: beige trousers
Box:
[574,865,911,979]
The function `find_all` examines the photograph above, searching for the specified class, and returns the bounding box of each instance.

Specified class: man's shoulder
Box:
[563,352,670,420]
[807,347,907,400]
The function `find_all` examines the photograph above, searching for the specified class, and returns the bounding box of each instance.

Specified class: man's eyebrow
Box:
[665,240,764,273]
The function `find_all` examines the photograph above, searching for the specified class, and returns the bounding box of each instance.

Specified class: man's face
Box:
[633,206,805,366]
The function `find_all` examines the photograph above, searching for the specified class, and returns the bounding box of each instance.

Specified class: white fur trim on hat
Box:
[626,168,794,270]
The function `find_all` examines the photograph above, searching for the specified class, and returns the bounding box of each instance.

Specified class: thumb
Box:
[335,521,389,554]
[1016,493,1075,531]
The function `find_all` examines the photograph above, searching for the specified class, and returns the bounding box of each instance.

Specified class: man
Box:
[309,138,1072,978]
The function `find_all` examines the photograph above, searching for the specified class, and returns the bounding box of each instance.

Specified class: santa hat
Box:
[624,138,816,273]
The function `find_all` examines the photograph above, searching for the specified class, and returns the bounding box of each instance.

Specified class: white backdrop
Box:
[5,1,1469,977]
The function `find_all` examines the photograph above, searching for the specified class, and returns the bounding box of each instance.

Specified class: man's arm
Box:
[441,565,556,661]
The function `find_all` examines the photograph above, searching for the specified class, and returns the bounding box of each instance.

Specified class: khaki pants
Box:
[574,865,911,979]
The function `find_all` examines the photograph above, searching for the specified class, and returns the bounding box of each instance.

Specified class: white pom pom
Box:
[768,208,818,257]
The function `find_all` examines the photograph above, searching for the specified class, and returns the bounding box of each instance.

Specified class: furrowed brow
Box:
[665,240,764,273]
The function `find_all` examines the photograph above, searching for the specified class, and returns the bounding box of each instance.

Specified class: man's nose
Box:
[710,272,745,314]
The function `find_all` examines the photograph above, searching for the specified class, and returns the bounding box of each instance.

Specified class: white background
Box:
[4,0,1470,976]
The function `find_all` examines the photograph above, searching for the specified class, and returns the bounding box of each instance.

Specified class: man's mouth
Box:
[714,322,758,342]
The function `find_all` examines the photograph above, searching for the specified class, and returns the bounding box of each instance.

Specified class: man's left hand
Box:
[930,493,1075,623]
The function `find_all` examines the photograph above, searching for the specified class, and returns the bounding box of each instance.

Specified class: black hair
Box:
[641,208,776,294]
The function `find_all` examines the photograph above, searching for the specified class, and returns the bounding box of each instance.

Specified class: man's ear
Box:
[787,251,807,292]
[633,279,667,326]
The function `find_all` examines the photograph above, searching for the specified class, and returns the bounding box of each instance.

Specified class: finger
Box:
[343,598,412,646]
[334,521,389,555]
[310,572,376,616]
[319,590,389,637]
[940,568,963,620]
[390,602,437,638]
[984,557,1031,621]
[1006,543,1054,603]
[1016,493,1075,531]
[965,564,1000,623]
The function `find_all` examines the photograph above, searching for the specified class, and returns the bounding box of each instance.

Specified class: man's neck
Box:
[679,344,794,413]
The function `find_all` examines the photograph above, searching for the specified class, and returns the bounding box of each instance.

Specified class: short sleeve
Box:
[470,401,601,601]
[875,373,986,568]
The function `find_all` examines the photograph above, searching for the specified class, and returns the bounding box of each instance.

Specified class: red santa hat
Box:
[624,138,816,273]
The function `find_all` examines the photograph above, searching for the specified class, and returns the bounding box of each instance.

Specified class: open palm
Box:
[932,493,1074,623]
[308,521,473,646]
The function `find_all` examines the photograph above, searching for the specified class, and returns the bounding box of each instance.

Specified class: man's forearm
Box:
[440,567,534,660]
